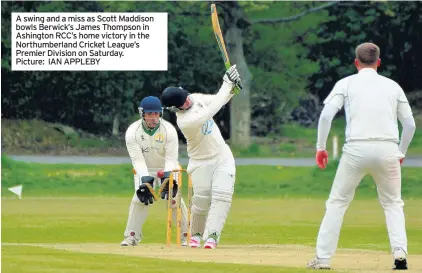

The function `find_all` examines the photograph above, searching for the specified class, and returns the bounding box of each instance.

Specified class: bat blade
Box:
[211,4,240,94]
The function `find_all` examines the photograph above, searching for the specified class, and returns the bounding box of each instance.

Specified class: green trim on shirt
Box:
[142,122,160,136]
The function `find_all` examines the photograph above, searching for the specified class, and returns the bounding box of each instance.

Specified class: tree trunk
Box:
[224,3,253,148]
[112,99,121,136]
[112,112,120,136]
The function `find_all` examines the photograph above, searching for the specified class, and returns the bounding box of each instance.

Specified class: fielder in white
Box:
[160,65,242,249]
[308,43,416,270]
[120,96,189,246]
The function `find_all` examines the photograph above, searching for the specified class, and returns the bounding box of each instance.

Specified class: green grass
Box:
[233,117,422,157]
[2,198,422,273]
[4,118,422,158]
[2,154,422,199]
[2,156,422,272]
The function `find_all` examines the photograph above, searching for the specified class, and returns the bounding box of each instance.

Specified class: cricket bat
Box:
[211,3,241,94]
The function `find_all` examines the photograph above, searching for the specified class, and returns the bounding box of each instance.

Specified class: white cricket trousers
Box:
[316,141,407,259]
[188,149,236,242]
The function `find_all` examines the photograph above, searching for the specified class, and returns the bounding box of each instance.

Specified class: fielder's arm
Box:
[397,88,416,155]
[125,125,149,177]
[316,80,346,151]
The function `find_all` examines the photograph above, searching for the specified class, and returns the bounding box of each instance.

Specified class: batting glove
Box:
[223,64,243,90]
[316,150,329,169]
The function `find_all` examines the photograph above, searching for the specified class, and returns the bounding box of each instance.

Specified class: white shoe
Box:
[204,237,217,249]
[188,234,202,248]
[307,257,331,269]
[120,231,138,246]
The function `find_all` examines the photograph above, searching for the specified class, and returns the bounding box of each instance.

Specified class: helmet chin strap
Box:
[142,117,160,131]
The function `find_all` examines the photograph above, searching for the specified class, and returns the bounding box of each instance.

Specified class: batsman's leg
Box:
[203,163,236,249]
[121,193,149,246]
[313,147,366,263]
[371,145,407,269]
[189,166,213,248]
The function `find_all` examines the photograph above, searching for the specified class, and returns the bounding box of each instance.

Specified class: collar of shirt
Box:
[358,68,378,75]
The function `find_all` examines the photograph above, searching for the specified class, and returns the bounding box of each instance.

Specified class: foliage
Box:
[307,1,422,101]
[1,1,421,138]
[2,154,422,198]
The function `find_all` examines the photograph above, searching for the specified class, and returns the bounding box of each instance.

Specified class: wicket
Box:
[160,169,193,247]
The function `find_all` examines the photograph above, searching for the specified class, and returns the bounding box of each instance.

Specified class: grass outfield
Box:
[2,154,422,199]
[2,198,422,273]
[2,156,422,272]
[3,118,422,157]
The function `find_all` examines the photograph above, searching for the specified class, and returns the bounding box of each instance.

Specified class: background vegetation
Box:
[2,1,421,151]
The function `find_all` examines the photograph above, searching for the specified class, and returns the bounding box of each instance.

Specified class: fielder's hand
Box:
[159,171,178,200]
[316,150,329,169]
[223,64,243,91]
[136,176,155,205]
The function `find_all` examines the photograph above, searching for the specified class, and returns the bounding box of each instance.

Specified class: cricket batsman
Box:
[160,64,242,249]
[307,43,416,270]
[120,96,189,246]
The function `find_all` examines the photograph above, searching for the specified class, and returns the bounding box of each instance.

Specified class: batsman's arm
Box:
[192,92,232,107]
[178,81,233,129]
[125,125,149,177]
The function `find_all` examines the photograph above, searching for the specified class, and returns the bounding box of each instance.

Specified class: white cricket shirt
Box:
[125,119,180,177]
[175,82,234,165]
[324,68,413,143]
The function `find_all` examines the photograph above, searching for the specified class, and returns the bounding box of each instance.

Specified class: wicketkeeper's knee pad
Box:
[192,194,211,215]
[212,188,234,203]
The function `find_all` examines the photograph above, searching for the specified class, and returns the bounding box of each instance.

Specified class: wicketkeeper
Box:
[308,42,416,270]
[120,96,189,246]
[160,64,242,249]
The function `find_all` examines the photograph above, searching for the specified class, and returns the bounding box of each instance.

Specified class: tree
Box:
[307,1,422,102]
[214,1,337,146]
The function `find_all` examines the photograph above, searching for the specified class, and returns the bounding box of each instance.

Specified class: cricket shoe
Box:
[204,238,217,249]
[120,231,138,246]
[188,233,202,248]
[307,257,331,270]
[393,248,408,270]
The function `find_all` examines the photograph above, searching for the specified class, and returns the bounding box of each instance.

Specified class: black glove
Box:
[160,171,178,200]
[136,176,155,205]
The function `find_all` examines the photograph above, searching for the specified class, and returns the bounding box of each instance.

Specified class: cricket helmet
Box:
[138,96,163,117]
[161,86,190,110]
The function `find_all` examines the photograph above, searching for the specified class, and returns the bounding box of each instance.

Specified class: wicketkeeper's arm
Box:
[125,126,149,177]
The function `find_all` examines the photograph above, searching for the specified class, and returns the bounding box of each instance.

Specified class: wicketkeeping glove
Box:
[160,171,178,200]
[136,176,155,205]
[223,64,243,91]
